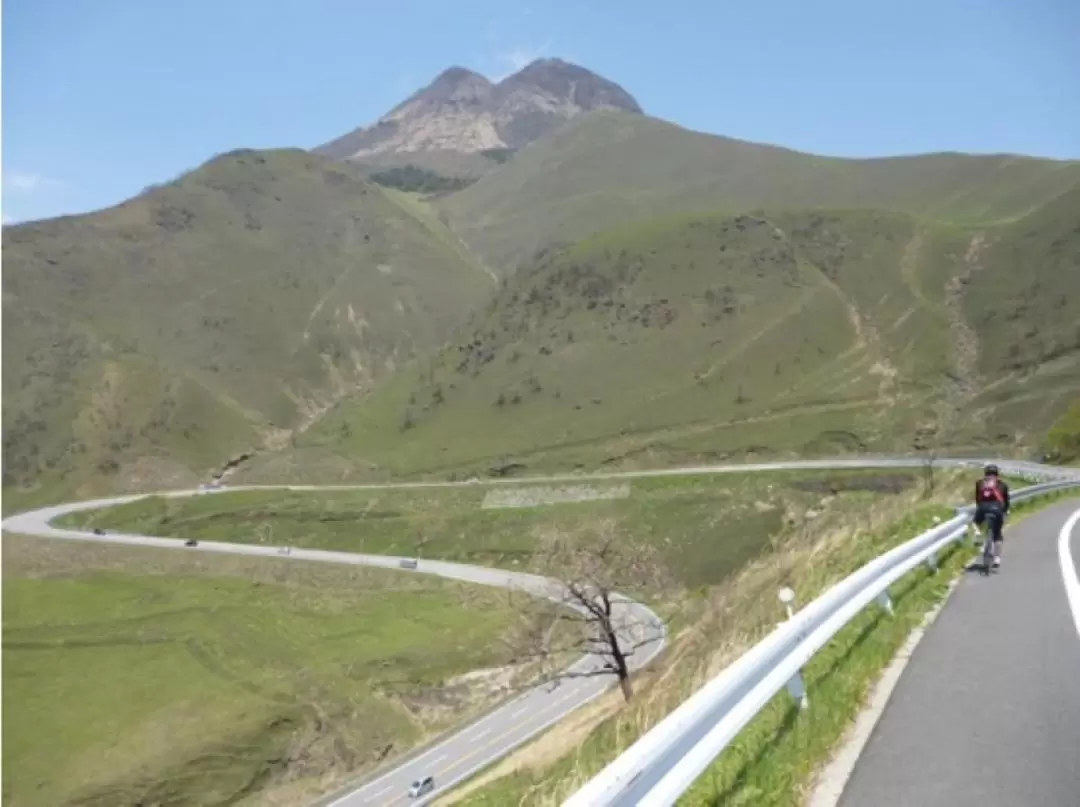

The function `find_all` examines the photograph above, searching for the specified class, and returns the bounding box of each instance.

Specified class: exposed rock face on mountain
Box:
[316,58,643,161]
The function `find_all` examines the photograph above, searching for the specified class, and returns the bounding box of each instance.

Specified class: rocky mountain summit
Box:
[316,58,643,161]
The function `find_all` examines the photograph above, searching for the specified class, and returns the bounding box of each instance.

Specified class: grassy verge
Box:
[686,488,1080,807]
[1,537,528,807]
[444,481,1075,805]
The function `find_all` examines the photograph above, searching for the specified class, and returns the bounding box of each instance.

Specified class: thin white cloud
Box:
[493,41,552,80]
[480,16,553,80]
[4,171,68,195]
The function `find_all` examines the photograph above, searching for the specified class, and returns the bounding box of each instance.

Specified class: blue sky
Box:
[3,0,1078,223]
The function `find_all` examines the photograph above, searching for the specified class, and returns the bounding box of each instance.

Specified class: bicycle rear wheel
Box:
[982,531,994,575]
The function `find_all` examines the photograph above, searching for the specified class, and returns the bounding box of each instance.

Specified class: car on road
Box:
[92,527,105,536]
[408,776,434,798]
[184,538,198,547]
[399,558,418,569]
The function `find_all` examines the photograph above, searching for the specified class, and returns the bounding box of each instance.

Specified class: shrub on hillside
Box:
[368,165,475,194]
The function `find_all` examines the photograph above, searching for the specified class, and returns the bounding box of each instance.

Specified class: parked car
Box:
[408,776,434,798]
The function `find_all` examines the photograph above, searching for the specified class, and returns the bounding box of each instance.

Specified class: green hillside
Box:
[946,186,1080,448]
[2,148,492,504]
[440,111,1080,272]
[1044,400,1080,463]
[298,195,1079,479]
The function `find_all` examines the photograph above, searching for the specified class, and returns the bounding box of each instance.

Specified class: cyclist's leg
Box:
[972,507,986,545]
[991,511,1004,566]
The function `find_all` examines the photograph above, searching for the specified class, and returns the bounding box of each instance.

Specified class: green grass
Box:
[1,536,524,807]
[441,111,1080,273]
[964,188,1080,371]
[300,200,1078,480]
[1044,399,1080,463]
[59,470,926,590]
[2,148,493,501]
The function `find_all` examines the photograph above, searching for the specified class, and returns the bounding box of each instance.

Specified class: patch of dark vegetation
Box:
[790,473,915,495]
[802,429,869,454]
[213,451,255,483]
[311,510,404,522]
[479,147,516,164]
[154,204,196,232]
[488,460,527,478]
[368,165,476,194]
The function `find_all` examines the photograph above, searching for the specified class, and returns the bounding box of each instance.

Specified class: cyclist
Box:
[972,463,1010,568]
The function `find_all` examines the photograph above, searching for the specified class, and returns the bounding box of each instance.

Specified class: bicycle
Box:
[975,511,1004,575]
[980,524,995,575]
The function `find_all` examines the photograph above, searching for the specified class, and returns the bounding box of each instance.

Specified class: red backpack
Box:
[978,476,1005,504]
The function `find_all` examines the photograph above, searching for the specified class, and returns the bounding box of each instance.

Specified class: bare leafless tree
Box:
[921,448,938,497]
[913,424,940,498]
[503,520,670,703]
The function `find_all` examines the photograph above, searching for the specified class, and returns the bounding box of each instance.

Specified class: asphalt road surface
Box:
[3,457,1076,806]
[838,496,1080,807]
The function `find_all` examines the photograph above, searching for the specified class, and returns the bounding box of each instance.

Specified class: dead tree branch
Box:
[503,520,670,702]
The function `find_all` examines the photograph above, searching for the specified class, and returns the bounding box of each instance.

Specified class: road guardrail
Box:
[564,470,1080,807]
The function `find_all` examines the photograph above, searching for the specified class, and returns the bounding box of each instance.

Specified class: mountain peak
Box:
[422,67,493,99]
[494,58,643,120]
[315,58,643,162]
[436,65,488,83]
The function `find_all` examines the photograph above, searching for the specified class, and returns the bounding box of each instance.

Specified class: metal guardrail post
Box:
[785,671,808,710]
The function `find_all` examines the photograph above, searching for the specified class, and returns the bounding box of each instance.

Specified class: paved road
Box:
[1,491,666,807]
[838,497,1080,807]
[3,457,1076,806]
[203,456,1077,493]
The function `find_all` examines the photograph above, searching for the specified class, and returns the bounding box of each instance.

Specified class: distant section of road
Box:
[837,498,1080,807]
[3,456,1076,806]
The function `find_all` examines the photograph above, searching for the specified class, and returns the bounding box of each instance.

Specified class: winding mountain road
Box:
[1,491,666,807]
[3,455,1076,805]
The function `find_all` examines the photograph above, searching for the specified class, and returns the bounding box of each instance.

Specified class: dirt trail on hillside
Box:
[938,233,988,429]
[898,232,935,310]
[804,257,899,405]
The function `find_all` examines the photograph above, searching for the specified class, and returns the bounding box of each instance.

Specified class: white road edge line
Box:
[805,578,960,807]
[1057,506,1080,640]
